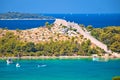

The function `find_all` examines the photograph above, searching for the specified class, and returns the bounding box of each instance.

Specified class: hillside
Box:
[0,20,81,43]
[0,19,119,57]
[91,26,120,53]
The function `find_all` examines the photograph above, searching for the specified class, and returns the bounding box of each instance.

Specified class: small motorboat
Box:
[38,64,47,68]
[93,56,99,61]
[6,58,13,64]
[92,55,99,61]
[16,63,20,67]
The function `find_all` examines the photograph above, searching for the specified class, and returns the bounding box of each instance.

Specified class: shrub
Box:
[112,76,120,80]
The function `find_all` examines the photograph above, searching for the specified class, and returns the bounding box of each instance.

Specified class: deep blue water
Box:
[0,20,55,30]
[0,14,120,30]
[44,14,120,28]
[0,59,120,80]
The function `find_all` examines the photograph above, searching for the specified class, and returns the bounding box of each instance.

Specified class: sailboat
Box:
[16,54,21,67]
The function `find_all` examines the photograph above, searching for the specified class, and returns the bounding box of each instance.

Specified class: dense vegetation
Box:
[91,26,120,53]
[112,76,120,80]
[0,31,103,57]
[0,12,54,19]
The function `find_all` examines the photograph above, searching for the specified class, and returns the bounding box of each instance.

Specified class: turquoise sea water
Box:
[0,59,120,80]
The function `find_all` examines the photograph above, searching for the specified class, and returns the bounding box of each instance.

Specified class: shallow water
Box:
[0,59,120,80]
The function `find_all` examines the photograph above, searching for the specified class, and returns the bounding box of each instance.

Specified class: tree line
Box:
[0,31,104,57]
[91,26,120,53]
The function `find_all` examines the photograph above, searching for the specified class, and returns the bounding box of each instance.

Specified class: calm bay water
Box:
[0,20,55,30]
[0,14,120,30]
[45,14,120,28]
[0,59,120,80]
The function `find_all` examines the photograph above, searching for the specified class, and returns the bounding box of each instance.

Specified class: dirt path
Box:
[54,19,112,53]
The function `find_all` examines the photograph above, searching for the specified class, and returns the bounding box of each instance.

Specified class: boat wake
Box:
[38,64,47,68]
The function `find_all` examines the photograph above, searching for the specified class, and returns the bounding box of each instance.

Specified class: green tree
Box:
[110,42,120,52]
[86,25,93,31]
[45,22,52,30]
[112,76,120,80]
[91,26,120,53]
[25,42,36,52]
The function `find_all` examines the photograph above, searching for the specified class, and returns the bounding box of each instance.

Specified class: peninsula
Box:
[0,19,120,59]
[0,12,55,20]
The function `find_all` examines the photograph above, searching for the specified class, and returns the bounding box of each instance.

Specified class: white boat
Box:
[6,58,13,64]
[92,56,99,61]
[38,64,47,67]
[92,54,99,61]
[16,63,20,67]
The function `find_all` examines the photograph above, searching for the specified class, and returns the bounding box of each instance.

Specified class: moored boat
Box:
[6,58,13,64]
[16,63,20,67]
[92,54,99,61]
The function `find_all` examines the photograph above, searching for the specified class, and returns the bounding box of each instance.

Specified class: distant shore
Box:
[0,19,55,20]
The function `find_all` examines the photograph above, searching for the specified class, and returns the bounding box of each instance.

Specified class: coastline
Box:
[0,56,92,60]
[0,55,120,60]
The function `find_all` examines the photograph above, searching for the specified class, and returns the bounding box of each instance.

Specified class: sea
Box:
[0,14,120,80]
[0,59,120,80]
[0,14,120,30]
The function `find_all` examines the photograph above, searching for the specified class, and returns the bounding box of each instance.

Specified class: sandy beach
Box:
[0,55,120,60]
[0,56,92,60]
